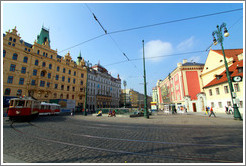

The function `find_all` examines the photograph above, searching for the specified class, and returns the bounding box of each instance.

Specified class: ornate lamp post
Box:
[212,22,242,120]
[123,80,127,108]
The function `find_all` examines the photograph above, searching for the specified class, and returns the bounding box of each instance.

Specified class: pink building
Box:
[156,59,204,112]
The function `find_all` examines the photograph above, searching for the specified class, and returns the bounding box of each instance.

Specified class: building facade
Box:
[202,49,243,114]
[3,27,88,107]
[156,59,204,112]
[85,62,121,111]
[120,89,152,109]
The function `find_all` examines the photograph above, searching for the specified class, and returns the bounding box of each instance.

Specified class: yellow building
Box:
[202,49,244,114]
[3,27,87,107]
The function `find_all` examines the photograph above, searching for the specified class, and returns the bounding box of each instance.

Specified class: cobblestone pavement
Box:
[2,112,244,164]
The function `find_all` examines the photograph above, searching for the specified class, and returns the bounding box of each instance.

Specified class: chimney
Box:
[183,59,187,64]
[177,62,182,68]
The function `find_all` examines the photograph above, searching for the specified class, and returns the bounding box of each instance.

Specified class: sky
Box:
[2,1,244,96]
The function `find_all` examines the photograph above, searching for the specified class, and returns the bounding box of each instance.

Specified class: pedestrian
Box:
[205,106,209,115]
[228,106,233,114]
[108,110,112,117]
[184,107,187,113]
[209,106,216,117]
[225,106,229,114]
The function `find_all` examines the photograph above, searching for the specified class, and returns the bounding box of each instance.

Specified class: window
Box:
[21,67,26,74]
[49,64,52,69]
[81,73,84,78]
[67,94,69,99]
[35,60,39,66]
[73,79,76,84]
[23,57,28,63]
[74,71,76,76]
[209,89,212,96]
[43,52,45,56]
[31,80,36,85]
[60,94,63,99]
[218,102,222,108]
[12,53,18,60]
[215,88,220,95]
[238,67,243,73]
[56,75,59,80]
[61,85,64,90]
[12,43,15,47]
[4,88,11,95]
[13,38,16,42]
[81,81,83,85]
[7,76,13,83]
[68,78,70,83]
[67,86,70,91]
[234,83,240,92]
[17,89,22,96]
[42,62,46,67]
[72,87,75,91]
[19,78,24,85]
[54,84,58,89]
[62,76,65,81]
[9,37,12,41]
[3,50,6,57]
[63,68,66,73]
[53,93,57,98]
[40,71,45,77]
[8,42,11,45]
[50,55,53,59]
[48,73,51,79]
[69,70,71,74]
[224,86,229,94]
[33,69,37,76]
[37,50,40,54]
[227,101,232,106]
[10,64,16,71]
[47,82,50,87]
[72,95,74,99]
[40,81,45,87]
[57,66,60,71]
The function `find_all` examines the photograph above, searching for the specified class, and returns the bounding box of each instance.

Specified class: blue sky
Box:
[2,2,244,95]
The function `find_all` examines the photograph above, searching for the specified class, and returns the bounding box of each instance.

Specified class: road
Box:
[2,112,244,163]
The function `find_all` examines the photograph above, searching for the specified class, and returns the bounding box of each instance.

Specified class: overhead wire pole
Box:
[142,40,149,119]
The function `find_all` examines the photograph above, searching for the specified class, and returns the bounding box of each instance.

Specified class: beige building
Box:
[3,27,87,107]
[202,49,244,114]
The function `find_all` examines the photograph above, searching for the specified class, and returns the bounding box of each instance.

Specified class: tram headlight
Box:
[16,111,20,114]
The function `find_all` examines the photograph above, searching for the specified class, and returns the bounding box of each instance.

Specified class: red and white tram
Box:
[8,96,60,120]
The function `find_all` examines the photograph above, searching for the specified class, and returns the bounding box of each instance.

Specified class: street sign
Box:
[232,76,242,82]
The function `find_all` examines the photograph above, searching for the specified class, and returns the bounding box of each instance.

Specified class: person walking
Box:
[225,106,229,114]
[205,106,209,115]
[209,106,216,117]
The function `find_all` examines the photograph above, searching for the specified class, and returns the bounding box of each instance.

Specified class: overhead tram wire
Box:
[108,8,243,35]
[104,50,207,66]
[58,8,242,54]
[85,4,142,75]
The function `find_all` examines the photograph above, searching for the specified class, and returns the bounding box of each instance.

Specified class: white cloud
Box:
[177,36,195,51]
[143,40,173,62]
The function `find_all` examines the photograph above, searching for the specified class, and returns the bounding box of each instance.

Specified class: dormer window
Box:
[237,67,243,73]
[215,75,223,80]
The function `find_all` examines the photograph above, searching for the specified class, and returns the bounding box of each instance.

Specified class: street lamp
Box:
[123,80,127,108]
[212,22,242,120]
[142,40,149,119]
[83,64,89,116]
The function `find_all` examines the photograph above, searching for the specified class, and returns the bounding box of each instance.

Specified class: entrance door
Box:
[192,103,197,112]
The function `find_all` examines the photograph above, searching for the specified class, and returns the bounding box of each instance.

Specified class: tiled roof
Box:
[24,42,33,48]
[182,62,204,66]
[203,59,243,88]
[212,49,243,59]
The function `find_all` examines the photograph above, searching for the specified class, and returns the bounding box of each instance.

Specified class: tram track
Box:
[9,121,242,163]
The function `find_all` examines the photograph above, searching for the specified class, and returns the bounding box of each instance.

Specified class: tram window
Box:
[41,105,45,109]
[10,100,14,106]
[16,100,25,106]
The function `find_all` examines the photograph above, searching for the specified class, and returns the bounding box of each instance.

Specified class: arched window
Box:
[40,71,46,77]
[23,57,28,63]
[17,89,22,96]
[33,69,37,76]
[13,38,16,42]
[63,68,66,73]
[49,64,52,69]
[12,53,18,60]
[4,88,11,95]
[37,50,40,55]
[9,37,12,41]
[57,66,60,71]
[3,50,6,57]
[42,62,46,67]
[35,60,39,66]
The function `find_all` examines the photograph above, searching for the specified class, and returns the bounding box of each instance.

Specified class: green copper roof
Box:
[37,27,50,46]
[76,51,82,65]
